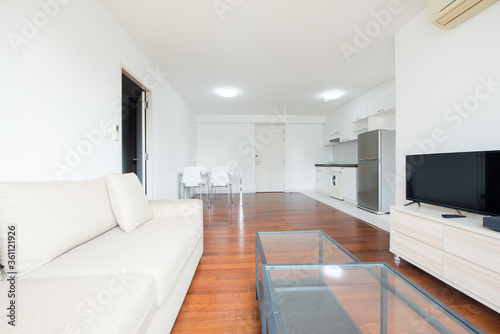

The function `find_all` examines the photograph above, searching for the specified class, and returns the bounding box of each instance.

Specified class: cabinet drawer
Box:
[391,231,443,275]
[391,210,443,249]
[443,227,500,275]
[443,254,500,311]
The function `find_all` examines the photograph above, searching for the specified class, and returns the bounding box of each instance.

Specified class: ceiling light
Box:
[217,88,238,98]
[322,91,343,102]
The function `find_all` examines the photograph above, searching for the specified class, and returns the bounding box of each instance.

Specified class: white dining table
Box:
[178,171,243,202]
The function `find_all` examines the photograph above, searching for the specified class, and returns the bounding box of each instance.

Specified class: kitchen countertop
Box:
[315,164,358,167]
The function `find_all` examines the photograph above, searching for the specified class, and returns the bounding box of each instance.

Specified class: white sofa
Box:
[0,173,203,333]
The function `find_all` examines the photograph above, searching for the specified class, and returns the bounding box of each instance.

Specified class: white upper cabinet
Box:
[323,78,395,145]
[339,107,355,142]
[368,85,395,117]
[324,107,356,144]
[351,102,368,122]
[323,113,340,145]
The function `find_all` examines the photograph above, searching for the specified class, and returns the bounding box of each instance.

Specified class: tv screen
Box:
[406,150,500,216]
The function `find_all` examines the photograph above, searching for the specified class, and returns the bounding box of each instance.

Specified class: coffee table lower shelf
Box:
[259,263,484,334]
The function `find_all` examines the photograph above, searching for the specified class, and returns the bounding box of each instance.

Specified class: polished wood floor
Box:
[171,193,500,333]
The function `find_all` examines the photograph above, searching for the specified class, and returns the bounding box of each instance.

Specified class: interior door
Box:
[121,74,147,192]
[255,125,284,192]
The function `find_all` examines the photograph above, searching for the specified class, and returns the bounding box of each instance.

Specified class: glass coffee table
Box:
[261,263,483,334]
[256,230,360,332]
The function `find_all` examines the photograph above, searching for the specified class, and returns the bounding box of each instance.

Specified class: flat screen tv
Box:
[406,150,500,216]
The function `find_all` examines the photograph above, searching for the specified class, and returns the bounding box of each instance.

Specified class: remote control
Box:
[441,214,466,218]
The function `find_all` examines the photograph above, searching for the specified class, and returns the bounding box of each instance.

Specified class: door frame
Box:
[121,67,153,197]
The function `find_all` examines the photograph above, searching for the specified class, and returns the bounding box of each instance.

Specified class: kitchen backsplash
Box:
[331,140,358,164]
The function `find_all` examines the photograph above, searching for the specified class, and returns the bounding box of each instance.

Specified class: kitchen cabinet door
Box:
[339,107,355,142]
[341,167,357,202]
[351,102,368,122]
[315,168,330,193]
[368,90,395,117]
[324,111,341,145]
[315,168,322,191]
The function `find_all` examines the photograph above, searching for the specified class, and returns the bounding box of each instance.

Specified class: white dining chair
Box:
[209,166,233,208]
[197,166,210,185]
[181,166,208,204]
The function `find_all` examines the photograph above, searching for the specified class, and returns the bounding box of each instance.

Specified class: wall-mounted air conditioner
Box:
[428,0,499,28]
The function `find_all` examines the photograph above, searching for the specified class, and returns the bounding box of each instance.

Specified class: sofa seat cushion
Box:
[24,216,203,307]
[0,177,117,276]
[0,274,156,334]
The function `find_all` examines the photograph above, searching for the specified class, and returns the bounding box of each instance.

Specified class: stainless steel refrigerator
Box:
[357,129,395,214]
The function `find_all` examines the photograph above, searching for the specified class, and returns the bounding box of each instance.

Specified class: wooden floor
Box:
[171,193,500,333]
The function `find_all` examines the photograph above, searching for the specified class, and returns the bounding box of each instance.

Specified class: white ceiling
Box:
[101,0,427,115]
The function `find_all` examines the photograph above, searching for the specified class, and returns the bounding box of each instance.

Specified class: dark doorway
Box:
[122,73,147,190]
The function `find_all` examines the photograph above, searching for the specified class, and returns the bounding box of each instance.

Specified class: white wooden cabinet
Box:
[338,108,355,142]
[367,87,395,117]
[340,167,357,202]
[323,79,395,145]
[315,167,330,194]
[350,102,368,122]
[323,113,340,145]
[324,108,355,144]
[390,205,500,313]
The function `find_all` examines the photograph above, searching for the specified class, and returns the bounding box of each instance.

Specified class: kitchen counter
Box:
[315,164,358,168]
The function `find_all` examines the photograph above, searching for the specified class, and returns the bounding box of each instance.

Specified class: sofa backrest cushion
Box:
[0,177,117,276]
[106,172,153,233]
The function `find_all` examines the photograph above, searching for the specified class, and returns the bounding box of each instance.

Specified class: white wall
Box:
[150,80,196,199]
[285,124,331,191]
[395,5,500,205]
[196,122,256,192]
[0,0,196,199]
[331,141,358,164]
[196,116,329,192]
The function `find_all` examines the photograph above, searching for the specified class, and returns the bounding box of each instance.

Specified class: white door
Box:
[255,125,284,192]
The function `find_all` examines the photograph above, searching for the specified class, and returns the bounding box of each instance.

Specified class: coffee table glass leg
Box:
[319,233,323,263]
[256,239,259,300]
[380,267,388,334]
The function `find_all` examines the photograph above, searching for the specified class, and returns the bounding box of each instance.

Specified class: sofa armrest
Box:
[149,199,203,222]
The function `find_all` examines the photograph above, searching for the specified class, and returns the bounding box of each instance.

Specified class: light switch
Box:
[112,125,120,141]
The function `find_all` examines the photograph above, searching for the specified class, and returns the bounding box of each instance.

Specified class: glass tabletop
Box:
[255,230,360,333]
[261,263,484,334]
[256,230,359,266]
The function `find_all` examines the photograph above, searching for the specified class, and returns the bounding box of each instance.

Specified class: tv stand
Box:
[404,200,420,207]
[390,204,500,313]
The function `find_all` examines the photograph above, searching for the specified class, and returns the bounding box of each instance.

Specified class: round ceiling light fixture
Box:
[321,91,343,102]
[217,87,239,98]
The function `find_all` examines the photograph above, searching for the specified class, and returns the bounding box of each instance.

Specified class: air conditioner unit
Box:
[428,0,499,28]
